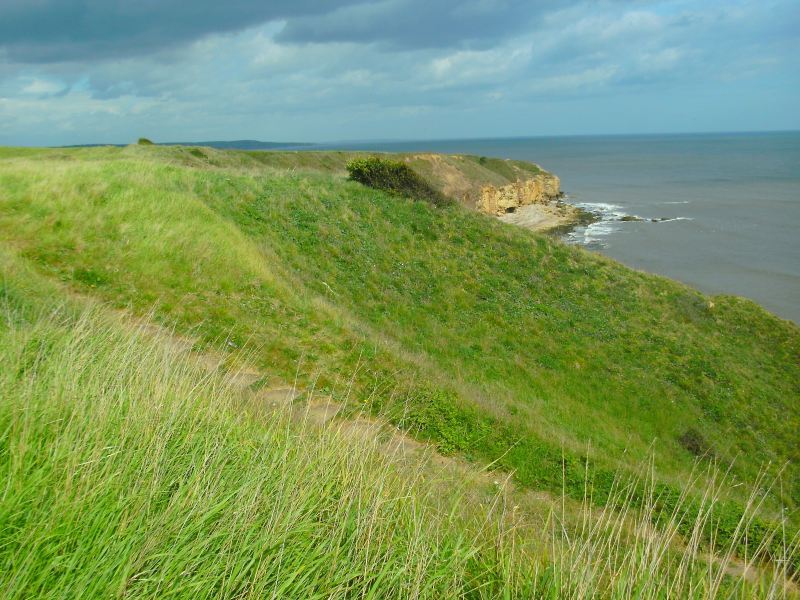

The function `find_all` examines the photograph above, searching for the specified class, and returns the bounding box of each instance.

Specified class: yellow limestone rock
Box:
[478,174,561,216]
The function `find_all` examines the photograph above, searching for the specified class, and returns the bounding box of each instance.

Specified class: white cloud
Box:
[428,43,532,85]
[0,0,797,144]
[526,65,620,94]
[20,77,65,96]
[636,47,686,72]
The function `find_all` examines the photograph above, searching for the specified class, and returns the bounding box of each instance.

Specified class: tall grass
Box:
[1,151,797,530]
[0,307,490,598]
[0,147,797,597]
[0,299,797,598]
[541,462,799,598]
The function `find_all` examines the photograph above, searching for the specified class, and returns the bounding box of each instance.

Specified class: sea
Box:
[320,132,800,324]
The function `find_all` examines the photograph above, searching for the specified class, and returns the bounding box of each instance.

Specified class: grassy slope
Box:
[0,266,508,598]
[4,251,795,599]
[0,144,545,206]
[0,146,797,530]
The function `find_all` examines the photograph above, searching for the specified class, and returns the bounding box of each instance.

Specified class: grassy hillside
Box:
[0,144,545,208]
[0,278,507,598]
[0,145,798,593]
[3,253,795,598]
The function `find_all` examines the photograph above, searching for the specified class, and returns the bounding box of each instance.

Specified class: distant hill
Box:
[167,140,317,150]
[59,139,317,150]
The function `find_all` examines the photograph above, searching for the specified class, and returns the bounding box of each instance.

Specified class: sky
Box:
[0,0,798,146]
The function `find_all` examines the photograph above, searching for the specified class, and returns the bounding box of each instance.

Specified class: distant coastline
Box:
[58,139,317,150]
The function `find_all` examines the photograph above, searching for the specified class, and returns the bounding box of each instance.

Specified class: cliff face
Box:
[398,154,557,212]
[478,173,562,216]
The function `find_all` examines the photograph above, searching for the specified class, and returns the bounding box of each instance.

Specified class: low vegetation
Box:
[0,278,796,598]
[0,144,798,596]
[0,302,493,597]
[347,156,452,207]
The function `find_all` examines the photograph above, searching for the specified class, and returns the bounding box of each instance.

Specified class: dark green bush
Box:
[678,427,713,457]
[137,137,154,145]
[346,156,452,207]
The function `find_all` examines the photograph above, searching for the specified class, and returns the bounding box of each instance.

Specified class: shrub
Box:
[346,156,452,207]
[137,137,154,145]
[679,427,713,457]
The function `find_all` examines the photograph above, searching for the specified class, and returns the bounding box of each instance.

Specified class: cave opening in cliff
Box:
[505,207,516,214]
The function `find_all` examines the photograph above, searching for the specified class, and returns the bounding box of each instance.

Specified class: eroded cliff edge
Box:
[141,146,580,234]
[399,153,579,233]
[477,173,562,216]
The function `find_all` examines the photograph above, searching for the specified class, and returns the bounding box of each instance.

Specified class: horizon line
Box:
[2,128,798,149]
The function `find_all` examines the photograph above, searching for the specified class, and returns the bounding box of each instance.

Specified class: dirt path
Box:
[126,312,796,594]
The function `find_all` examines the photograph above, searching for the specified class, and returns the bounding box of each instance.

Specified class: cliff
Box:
[397,153,561,213]
[477,173,562,216]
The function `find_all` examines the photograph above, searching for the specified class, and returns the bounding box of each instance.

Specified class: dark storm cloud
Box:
[0,0,580,63]
[1,0,796,145]
[0,0,363,63]
[277,0,568,49]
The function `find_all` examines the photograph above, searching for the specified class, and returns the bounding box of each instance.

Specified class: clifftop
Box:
[48,143,562,216]
[395,153,559,209]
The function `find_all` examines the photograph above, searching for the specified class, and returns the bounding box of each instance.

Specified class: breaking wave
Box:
[564,199,692,248]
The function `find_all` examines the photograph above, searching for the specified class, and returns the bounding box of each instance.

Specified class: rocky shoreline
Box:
[497,199,595,234]
[475,172,597,235]
[484,174,690,239]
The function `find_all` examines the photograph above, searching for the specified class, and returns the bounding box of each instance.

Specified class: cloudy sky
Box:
[1,0,798,145]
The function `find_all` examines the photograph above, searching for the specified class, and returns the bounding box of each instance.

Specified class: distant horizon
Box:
[6,128,798,150]
[314,128,800,146]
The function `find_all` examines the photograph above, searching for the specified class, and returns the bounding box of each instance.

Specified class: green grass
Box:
[1,258,797,598]
[0,298,497,597]
[0,144,551,206]
[0,145,798,589]
[190,155,798,508]
[466,154,543,180]
[0,147,796,503]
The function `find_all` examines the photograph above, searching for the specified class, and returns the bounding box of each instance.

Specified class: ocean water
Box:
[323,132,800,323]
